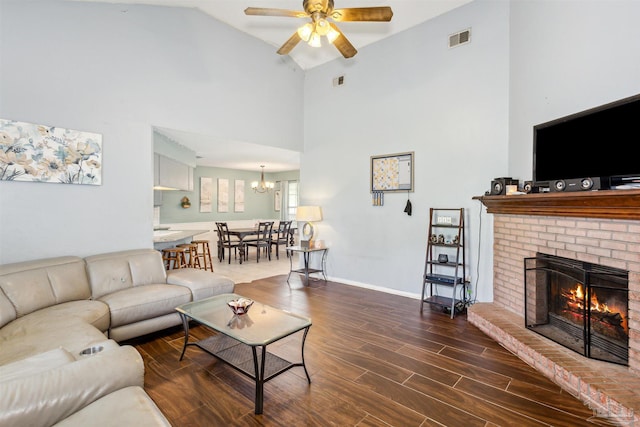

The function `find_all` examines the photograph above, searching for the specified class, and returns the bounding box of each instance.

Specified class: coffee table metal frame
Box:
[176,294,312,415]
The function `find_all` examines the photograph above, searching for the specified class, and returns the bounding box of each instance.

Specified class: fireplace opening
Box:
[524,253,629,365]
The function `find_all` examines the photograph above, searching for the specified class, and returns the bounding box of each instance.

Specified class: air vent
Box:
[332,75,345,87]
[449,28,471,48]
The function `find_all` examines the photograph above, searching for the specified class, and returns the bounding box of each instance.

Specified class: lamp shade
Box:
[296,206,322,222]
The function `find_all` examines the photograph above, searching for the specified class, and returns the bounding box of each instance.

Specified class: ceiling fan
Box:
[245,0,393,58]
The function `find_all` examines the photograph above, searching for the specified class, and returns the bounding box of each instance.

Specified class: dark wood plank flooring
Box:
[124,275,609,426]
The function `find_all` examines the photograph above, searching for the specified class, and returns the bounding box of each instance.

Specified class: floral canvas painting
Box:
[0,119,102,185]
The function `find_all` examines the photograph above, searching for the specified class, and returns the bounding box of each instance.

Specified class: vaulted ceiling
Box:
[71,0,473,171]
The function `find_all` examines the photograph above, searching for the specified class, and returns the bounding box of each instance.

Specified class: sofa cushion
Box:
[0,256,90,318]
[108,313,181,343]
[167,268,235,300]
[99,284,191,328]
[53,386,171,427]
[0,299,110,334]
[85,249,167,299]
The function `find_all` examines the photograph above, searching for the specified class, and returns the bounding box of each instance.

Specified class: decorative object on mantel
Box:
[0,118,102,185]
[296,205,323,248]
[251,165,274,193]
[180,196,191,209]
[371,151,414,193]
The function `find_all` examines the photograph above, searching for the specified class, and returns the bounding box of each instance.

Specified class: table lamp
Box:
[296,206,322,248]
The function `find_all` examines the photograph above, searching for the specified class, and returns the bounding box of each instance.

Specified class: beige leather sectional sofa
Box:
[0,248,234,427]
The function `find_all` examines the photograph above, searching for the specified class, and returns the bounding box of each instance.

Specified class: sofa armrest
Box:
[166,268,234,300]
[0,345,144,427]
[53,386,172,427]
[0,348,75,384]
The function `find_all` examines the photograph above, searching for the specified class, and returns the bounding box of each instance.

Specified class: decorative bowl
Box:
[227,298,254,315]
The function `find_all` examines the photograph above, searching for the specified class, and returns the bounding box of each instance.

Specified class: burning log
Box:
[560,284,627,340]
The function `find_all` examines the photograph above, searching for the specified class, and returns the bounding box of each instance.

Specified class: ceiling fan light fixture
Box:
[246,1,393,58]
[308,31,322,47]
[297,22,313,41]
[326,27,340,44]
[315,18,330,36]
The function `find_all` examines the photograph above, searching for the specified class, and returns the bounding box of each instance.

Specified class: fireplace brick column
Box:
[490,214,640,371]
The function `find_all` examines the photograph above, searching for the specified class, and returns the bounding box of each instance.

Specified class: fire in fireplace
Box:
[524,253,629,365]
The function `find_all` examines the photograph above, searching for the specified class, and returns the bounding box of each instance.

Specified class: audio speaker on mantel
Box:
[549,177,610,192]
[523,180,542,193]
[490,177,519,195]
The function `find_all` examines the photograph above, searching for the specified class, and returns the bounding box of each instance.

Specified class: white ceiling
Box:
[155,126,303,172]
[72,0,473,171]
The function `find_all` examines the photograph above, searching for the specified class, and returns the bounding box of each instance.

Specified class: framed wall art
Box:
[274,190,281,211]
[217,178,229,212]
[370,151,414,192]
[234,179,245,212]
[200,177,213,212]
[0,118,102,185]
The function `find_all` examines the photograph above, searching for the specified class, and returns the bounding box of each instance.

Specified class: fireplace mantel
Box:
[474,189,640,220]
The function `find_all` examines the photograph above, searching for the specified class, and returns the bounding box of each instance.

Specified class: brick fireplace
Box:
[469,189,640,424]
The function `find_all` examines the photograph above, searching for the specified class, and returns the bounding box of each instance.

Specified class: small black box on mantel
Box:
[489,177,519,195]
[522,180,542,193]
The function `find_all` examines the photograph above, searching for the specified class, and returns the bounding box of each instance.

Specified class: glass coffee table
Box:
[175,293,312,415]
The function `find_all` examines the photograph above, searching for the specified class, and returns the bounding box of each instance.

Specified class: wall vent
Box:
[449,28,471,48]
[332,75,345,87]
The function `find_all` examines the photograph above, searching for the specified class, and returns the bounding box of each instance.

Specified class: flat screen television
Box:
[533,93,640,187]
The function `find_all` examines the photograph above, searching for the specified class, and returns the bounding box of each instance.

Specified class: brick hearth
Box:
[469,303,640,424]
[470,192,640,426]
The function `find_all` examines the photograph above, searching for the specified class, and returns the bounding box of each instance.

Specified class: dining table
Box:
[227,225,296,264]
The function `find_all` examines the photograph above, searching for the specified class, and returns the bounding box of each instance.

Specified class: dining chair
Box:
[215,222,241,264]
[244,221,274,263]
[269,220,292,260]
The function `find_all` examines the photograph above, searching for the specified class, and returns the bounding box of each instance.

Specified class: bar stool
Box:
[161,247,187,270]
[192,239,214,272]
[177,243,201,269]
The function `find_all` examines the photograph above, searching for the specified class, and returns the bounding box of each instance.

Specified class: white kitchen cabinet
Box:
[154,154,193,191]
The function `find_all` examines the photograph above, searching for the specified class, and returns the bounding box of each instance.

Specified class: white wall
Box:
[3,0,638,303]
[0,0,303,263]
[301,0,510,301]
[508,0,640,181]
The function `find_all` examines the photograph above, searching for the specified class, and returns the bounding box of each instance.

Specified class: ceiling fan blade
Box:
[331,7,393,22]
[329,23,357,58]
[244,7,307,18]
[277,32,302,55]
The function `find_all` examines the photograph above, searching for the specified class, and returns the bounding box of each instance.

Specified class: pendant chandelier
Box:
[251,165,274,193]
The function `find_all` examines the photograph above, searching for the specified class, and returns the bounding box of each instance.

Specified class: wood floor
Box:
[124,275,610,426]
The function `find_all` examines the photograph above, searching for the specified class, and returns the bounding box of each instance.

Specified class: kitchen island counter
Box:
[153,229,210,250]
